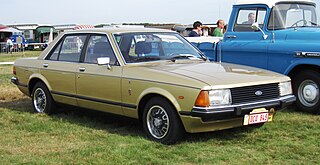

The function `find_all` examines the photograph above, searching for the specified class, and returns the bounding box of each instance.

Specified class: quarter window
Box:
[49,41,62,60]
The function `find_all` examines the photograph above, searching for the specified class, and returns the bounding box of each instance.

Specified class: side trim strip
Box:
[51,91,137,109]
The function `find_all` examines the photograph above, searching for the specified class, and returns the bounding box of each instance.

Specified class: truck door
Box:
[221,7,270,69]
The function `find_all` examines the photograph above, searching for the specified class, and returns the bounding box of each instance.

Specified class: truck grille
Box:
[231,83,280,104]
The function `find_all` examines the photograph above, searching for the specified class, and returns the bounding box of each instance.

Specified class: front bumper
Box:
[180,95,296,122]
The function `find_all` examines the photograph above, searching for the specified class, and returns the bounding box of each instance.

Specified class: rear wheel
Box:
[142,97,184,144]
[31,82,56,114]
[292,70,320,114]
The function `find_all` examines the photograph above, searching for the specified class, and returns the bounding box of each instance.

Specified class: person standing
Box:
[189,21,202,37]
[6,37,14,54]
[213,19,225,37]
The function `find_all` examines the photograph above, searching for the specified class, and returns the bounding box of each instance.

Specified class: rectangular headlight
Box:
[209,89,232,106]
[279,81,292,96]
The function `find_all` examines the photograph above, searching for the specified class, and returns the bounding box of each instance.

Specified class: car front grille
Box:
[231,83,280,104]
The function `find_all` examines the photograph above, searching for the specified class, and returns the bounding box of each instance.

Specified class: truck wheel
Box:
[142,97,184,144]
[31,82,56,114]
[293,70,320,114]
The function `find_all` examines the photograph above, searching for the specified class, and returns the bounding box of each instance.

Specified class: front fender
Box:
[137,87,181,112]
[284,58,320,75]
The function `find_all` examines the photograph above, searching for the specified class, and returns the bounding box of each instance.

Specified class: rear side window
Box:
[234,8,266,32]
[47,35,87,62]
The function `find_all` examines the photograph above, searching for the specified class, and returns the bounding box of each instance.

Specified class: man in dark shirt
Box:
[189,21,202,37]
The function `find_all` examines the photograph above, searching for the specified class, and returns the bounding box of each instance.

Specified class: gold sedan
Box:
[12,28,295,144]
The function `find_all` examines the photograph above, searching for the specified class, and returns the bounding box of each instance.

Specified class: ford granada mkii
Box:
[11,27,295,144]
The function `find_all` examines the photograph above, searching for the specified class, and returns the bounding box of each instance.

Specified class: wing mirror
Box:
[251,23,268,40]
[97,57,111,69]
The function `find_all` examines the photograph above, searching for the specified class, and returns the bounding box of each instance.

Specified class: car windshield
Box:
[114,32,205,63]
[268,3,318,30]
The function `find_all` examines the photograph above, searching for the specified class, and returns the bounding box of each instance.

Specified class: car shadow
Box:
[0,98,280,144]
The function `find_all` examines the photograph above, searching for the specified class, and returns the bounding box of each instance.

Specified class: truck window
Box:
[234,8,266,32]
[268,3,317,30]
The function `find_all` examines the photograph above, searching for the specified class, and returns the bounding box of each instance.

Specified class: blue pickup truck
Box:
[187,0,320,113]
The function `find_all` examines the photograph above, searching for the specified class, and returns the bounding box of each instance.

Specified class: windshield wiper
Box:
[131,56,161,62]
[310,21,320,26]
[168,54,198,62]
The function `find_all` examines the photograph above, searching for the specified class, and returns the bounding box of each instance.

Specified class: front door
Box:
[221,7,270,69]
[76,34,123,115]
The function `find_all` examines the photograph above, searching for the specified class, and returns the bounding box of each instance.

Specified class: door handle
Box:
[79,67,86,72]
[226,35,237,39]
[43,63,48,68]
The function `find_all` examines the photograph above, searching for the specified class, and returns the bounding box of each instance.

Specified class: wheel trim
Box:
[298,80,319,107]
[146,105,169,139]
[33,88,47,113]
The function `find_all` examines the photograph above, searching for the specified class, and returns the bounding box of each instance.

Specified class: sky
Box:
[1,0,320,25]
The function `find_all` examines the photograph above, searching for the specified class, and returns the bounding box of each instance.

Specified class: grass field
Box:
[0,51,41,62]
[0,63,319,164]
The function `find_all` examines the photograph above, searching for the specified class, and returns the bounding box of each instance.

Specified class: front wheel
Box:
[142,97,184,144]
[31,82,56,114]
[293,70,320,114]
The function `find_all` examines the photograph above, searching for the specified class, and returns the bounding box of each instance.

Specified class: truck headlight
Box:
[195,89,232,107]
[279,81,292,96]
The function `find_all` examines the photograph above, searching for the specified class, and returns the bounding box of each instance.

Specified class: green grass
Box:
[0,51,41,62]
[1,65,320,164]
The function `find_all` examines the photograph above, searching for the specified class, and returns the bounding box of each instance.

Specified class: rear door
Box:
[41,34,87,106]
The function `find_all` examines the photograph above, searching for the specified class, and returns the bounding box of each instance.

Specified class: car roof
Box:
[63,27,176,34]
[235,0,316,8]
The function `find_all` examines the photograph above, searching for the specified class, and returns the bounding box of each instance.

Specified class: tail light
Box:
[13,66,16,75]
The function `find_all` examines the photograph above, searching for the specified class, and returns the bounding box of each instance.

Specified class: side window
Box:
[234,8,266,32]
[49,41,62,60]
[58,35,87,62]
[84,35,117,65]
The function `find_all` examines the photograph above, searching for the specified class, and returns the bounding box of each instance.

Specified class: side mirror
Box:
[97,57,111,69]
[251,22,260,31]
[251,23,268,40]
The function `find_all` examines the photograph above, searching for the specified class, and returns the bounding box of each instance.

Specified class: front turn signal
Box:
[195,91,210,107]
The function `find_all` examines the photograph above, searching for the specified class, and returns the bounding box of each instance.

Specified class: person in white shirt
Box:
[6,38,14,54]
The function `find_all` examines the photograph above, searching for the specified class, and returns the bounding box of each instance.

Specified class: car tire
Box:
[142,97,184,144]
[31,82,56,115]
[293,70,320,114]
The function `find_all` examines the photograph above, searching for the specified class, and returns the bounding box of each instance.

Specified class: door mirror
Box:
[251,22,260,31]
[97,57,110,65]
[251,23,268,40]
[97,57,111,69]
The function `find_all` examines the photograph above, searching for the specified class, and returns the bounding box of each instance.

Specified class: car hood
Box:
[285,27,320,41]
[144,61,290,89]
